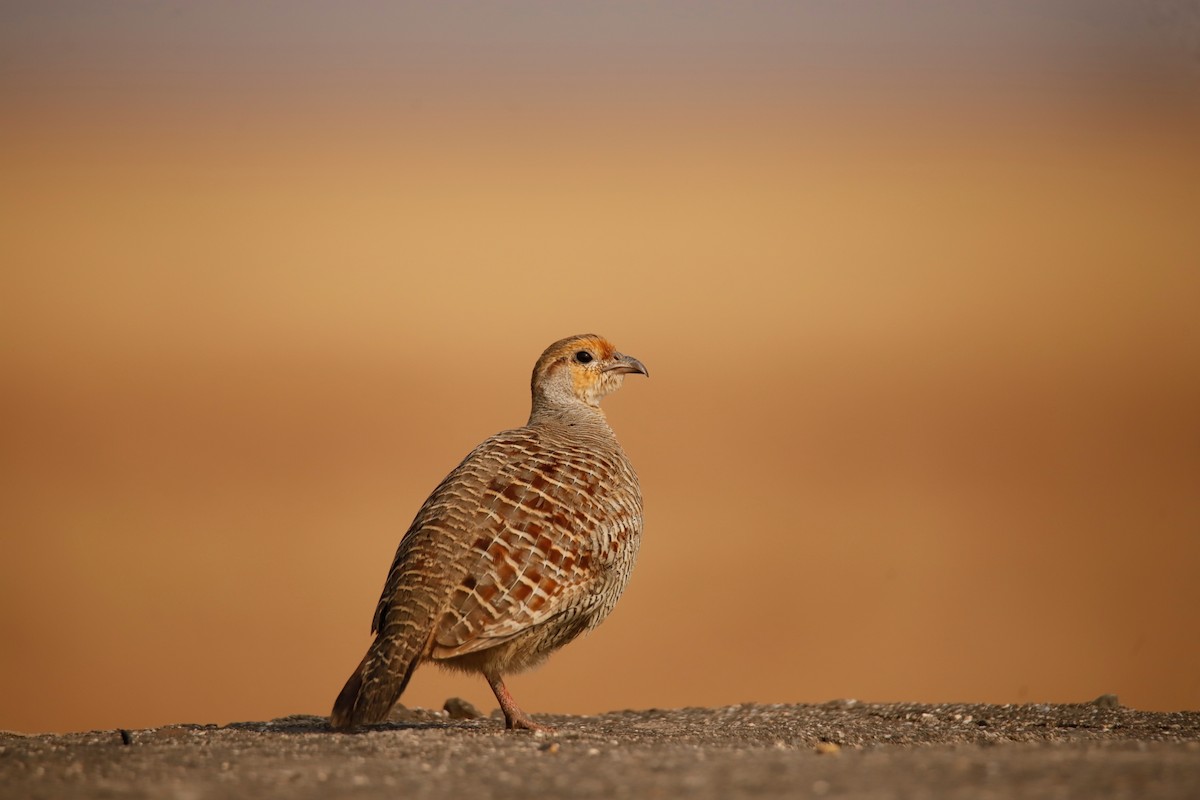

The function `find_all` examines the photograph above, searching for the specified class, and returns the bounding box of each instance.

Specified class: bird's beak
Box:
[606,353,649,377]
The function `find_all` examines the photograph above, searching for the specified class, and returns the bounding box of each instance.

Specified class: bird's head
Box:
[530,334,648,416]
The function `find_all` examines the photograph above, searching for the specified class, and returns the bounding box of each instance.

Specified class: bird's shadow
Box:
[223,714,513,736]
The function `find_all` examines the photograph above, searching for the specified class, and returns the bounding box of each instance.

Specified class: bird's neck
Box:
[527,400,612,434]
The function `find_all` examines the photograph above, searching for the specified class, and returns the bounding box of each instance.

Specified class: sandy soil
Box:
[3,699,1199,799]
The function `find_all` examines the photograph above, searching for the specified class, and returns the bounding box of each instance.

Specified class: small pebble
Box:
[443,698,483,720]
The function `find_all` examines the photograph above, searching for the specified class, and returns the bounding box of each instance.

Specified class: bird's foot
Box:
[505,711,556,734]
[488,673,555,733]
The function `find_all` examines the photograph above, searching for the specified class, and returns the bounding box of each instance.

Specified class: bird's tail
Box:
[329,652,370,730]
[329,632,422,731]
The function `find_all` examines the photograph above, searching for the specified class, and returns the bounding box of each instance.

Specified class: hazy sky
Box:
[2,2,1188,92]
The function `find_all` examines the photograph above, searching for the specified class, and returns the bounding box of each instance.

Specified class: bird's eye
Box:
[574,350,593,364]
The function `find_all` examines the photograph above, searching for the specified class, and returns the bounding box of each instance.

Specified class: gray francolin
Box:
[331,334,647,732]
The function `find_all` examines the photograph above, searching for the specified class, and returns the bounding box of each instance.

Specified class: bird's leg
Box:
[485,672,554,732]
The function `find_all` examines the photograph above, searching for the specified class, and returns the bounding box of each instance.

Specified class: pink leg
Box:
[485,673,555,732]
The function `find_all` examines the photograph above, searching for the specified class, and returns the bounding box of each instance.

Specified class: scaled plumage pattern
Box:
[331,334,647,732]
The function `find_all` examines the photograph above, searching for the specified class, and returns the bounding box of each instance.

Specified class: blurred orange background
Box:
[2,4,1199,733]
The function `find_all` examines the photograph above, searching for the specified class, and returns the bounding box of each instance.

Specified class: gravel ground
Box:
[3,699,1199,799]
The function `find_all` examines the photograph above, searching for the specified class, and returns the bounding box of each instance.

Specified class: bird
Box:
[330,334,648,732]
